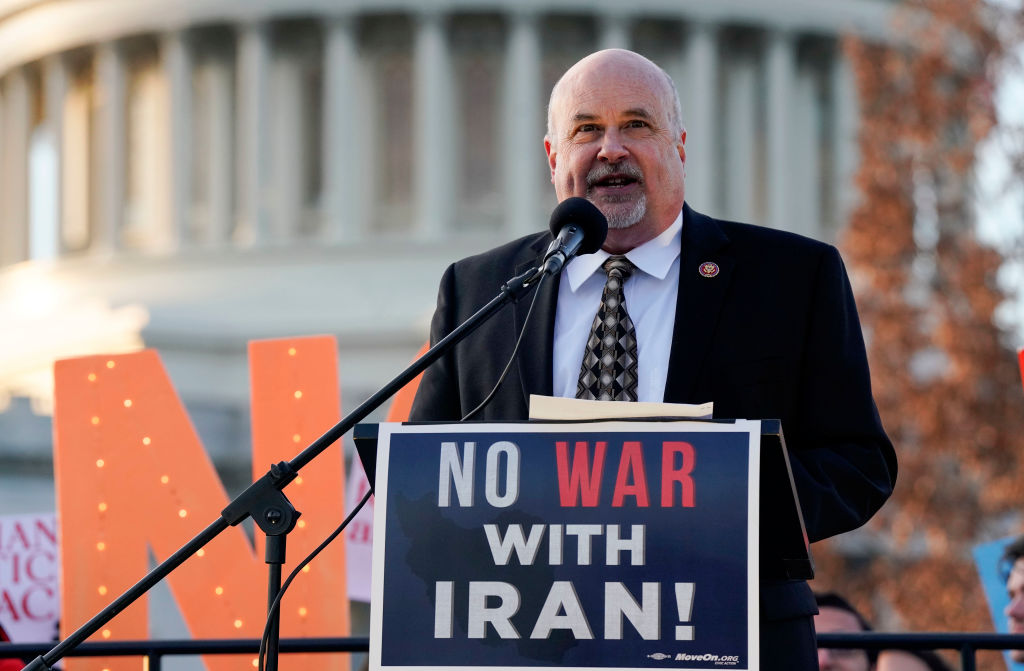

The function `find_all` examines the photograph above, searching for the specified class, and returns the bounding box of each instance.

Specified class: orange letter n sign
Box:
[53,337,349,671]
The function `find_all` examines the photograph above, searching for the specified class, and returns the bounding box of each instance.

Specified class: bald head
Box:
[546,49,684,150]
[542,49,688,253]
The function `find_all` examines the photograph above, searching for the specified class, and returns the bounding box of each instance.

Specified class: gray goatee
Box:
[585,163,647,229]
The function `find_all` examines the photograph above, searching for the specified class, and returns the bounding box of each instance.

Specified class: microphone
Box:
[540,197,608,276]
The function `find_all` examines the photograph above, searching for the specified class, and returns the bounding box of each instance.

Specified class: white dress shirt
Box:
[552,211,682,402]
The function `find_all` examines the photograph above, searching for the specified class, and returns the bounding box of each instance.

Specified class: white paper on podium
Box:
[528,394,713,420]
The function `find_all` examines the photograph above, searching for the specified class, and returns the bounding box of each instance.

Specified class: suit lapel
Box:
[664,204,734,403]
[514,238,559,408]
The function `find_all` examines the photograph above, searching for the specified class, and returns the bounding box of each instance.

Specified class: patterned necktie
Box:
[576,255,639,402]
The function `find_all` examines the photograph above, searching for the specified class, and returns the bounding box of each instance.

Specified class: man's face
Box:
[875,651,930,671]
[545,51,686,253]
[1006,558,1024,661]
[815,606,872,671]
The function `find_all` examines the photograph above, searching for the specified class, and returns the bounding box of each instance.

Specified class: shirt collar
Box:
[564,210,683,291]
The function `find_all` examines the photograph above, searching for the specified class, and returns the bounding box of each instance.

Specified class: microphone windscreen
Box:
[548,197,608,254]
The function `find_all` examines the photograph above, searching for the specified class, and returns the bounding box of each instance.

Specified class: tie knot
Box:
[603,255,636,281]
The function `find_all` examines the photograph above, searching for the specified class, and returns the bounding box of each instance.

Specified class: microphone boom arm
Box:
[21,262,545,671]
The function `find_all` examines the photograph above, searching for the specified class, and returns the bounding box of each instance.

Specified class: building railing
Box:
[818,632,1024,671]
[5,633,1024,671]
[0,637,370,671]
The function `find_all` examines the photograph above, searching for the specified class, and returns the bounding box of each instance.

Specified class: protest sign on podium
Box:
[356,418,810,671]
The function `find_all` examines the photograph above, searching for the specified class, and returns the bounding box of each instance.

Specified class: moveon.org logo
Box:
[646,651,741,666]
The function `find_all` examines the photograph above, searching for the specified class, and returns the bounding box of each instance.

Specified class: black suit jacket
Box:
[409,203,896,632]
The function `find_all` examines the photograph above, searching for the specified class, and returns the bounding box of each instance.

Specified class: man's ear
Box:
[544,137,557,180]
[678,129,687,164]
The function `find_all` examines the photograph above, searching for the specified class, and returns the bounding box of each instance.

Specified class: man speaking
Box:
[409,48,897,670]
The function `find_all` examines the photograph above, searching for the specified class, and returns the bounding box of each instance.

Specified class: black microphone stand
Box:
[23,264,544,671]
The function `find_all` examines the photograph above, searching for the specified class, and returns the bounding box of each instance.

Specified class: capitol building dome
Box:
[0,0,892,507]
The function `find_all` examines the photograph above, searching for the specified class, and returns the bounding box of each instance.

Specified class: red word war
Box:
[556,440,696,508]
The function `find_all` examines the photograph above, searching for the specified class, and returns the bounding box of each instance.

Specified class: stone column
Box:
[95,41,126,253]
[765,29,795,231]
[504,10,542,235]
[832,52,859,233]
[0,83,5,256]
[235,22,271,245]
[162,30,193,249]
[62,66,92,251]
[791,63,819,238]
[683,21,718,212]
[197,54,233,245]
[44,55,69,258]
[723,55,756,223]
[322,15,362,242]
[413,11,455,239]
[598,13,631,51]
[1,68,30,265]
[270,48,304,241]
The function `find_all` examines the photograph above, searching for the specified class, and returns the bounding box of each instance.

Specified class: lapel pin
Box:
[699,261,720,278]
